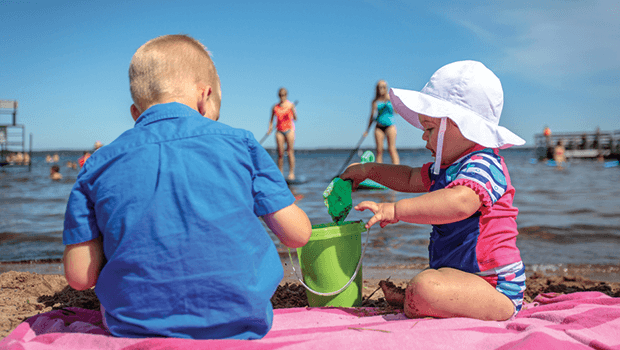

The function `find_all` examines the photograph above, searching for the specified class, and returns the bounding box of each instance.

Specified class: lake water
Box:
[1,148,619,276]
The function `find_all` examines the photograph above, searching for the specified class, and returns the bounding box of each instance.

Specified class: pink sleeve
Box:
[447,179,493,211]
[420,162,432,191]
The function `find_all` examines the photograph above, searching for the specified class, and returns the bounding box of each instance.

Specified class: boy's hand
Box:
[355,201,399,229]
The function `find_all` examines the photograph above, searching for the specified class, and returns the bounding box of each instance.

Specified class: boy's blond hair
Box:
[129,34,219,110]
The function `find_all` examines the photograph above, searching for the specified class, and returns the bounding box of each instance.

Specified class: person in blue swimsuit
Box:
[365,80,400,164]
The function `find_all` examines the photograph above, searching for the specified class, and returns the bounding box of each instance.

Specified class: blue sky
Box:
[1,0,618,151]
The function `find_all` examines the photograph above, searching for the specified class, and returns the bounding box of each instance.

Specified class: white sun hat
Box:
[389,60,525,150]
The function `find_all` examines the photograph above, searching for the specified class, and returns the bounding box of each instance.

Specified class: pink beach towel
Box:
[2,292,619,350]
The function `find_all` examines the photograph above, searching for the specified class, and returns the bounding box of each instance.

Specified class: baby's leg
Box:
[404,268,514,321]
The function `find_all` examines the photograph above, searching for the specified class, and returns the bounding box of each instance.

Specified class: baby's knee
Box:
[407,270,444,299]
[404,270,446,317]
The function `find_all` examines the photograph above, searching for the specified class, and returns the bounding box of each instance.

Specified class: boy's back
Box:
[64,102,294,338]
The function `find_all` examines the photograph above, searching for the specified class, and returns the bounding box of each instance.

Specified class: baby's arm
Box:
[394,185,481,224]
[357,185,481,228]
[263,203,311,248]
[340,163,426,192]
[63,236,105,290]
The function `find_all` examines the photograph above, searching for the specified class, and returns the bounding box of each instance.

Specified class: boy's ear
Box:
[197,85,209,114]
[130,104,142,121]
[197,83,216,120]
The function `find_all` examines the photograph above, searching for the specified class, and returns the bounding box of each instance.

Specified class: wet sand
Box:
[2,261,620,339]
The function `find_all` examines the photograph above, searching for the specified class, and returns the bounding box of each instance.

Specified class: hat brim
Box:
[390,88,525,149]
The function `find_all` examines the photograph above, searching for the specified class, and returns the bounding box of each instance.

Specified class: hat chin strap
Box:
[433,118,447,175]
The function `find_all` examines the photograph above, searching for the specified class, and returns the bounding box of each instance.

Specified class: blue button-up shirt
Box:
[63,102,295,339]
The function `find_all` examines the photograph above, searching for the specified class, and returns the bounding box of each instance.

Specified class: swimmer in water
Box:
[50,165,63,181]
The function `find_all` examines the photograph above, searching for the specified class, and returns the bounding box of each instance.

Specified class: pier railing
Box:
[534,129,620,160]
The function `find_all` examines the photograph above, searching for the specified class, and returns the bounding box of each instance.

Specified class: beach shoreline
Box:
[2,260,620,339]
[3,257,620,283]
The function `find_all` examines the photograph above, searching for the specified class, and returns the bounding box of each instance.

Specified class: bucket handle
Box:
[287,225,371,296]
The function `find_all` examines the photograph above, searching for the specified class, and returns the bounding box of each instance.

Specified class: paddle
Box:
[260,100,299,145]
[333,124,373,178]
[258,131,271,145]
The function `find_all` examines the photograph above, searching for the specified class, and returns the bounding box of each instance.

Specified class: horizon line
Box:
[25,145,537,153]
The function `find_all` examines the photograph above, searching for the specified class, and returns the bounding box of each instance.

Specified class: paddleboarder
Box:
[364,80,400,164]
[268,87,298,181]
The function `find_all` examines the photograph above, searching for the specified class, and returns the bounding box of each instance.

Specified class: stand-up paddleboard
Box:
[356,150,388,190]
[358,178,388,190]
[604,160,619,168]
[286,175,309,185]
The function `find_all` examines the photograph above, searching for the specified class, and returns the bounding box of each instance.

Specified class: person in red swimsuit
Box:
[268,87,297,180]
[77,151,91,168]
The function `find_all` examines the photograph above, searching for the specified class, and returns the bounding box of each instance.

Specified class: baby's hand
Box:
[355,201,399,229]
[339,163,367,190]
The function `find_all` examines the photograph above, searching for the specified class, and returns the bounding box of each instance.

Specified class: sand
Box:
[2,267,620,339]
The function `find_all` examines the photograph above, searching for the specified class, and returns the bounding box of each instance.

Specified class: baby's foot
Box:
[379,280,406,307]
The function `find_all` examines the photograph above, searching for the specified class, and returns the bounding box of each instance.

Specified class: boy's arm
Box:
[263,203,311,248]
[63,236,105,290]
[341,163,427,193]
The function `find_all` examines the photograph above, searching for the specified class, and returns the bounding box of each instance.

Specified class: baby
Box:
[340,61,526,321]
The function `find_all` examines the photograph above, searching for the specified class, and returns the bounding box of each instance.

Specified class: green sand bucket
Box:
[295,220,367,307]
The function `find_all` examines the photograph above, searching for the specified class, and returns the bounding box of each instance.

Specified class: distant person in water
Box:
[12,152,30,165]
[4,152,15,164]
[543,126,553,160]
[364,80,400,164]
[94,140,103,151]
[77,151,91,168]
[554,139,566,169]
[268,87,298,180]
[50,165,62,181]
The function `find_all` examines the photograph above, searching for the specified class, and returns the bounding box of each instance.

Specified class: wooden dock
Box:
[1,99,32,169]
[534,129,620,160]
